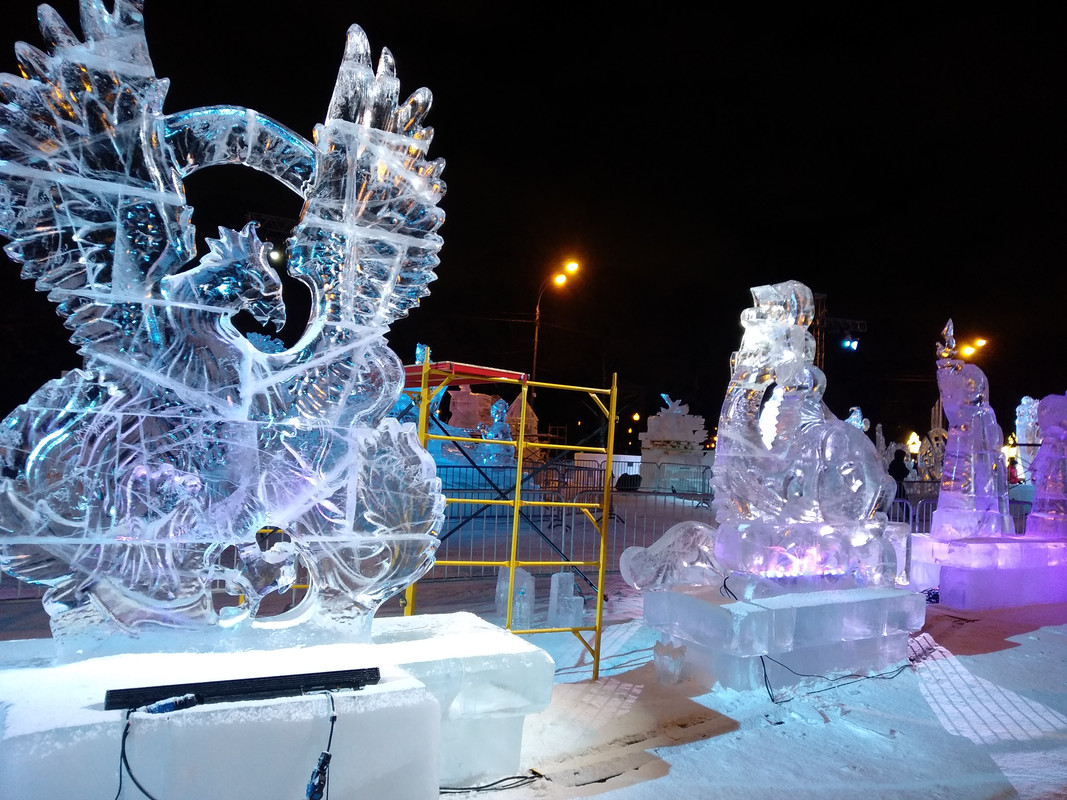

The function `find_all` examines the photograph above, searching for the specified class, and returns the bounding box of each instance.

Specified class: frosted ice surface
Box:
[930,321,1014,539]
[0,4,445,651]
[620,521,722,590]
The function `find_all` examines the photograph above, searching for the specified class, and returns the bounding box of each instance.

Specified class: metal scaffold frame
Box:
[401,355,618,680]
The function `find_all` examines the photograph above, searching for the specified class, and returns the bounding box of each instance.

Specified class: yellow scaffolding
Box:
[401,356,617,680]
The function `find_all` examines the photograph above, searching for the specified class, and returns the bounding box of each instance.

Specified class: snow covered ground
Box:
[3,575,1066,799]
[440,576,1067,800]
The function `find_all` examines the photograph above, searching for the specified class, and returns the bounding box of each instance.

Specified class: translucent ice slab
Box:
[643,578,925,691]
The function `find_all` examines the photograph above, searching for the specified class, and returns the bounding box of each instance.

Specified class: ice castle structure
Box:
[622,280,925,691]
[638,394,711,493]
[912,326,1067,608]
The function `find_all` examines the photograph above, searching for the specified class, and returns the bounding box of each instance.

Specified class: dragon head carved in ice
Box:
[0,0,446,651]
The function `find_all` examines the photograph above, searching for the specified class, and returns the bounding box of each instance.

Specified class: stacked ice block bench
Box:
[644,576,927,691]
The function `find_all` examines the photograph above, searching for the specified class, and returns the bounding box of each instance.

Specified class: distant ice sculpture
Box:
[0,2,445,650]
[638,394,710,493]
[1016,395,1041,484]
[476,399,516,465]
[1027,393,1067,537]
[929,321,1013,539]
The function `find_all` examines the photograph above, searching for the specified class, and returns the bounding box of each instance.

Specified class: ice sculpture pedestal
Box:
[643,579,926,692]
[0,613,554,798]
[911,534,1067,610]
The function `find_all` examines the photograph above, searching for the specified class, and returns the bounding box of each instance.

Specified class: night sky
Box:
[2,2,1065,450]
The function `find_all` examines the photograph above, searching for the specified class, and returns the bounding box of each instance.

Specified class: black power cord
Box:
[305,691,337,800]
[114,709,164,800]
[440,773,541,793]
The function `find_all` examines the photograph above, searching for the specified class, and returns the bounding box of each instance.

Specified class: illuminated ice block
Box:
[0,2,446,650]
[643,578,925,691]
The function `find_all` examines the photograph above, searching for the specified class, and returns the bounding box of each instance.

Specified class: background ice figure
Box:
[1027,393,1067,537]
[929,321,1014,539]
[1015,395,1041,484]
[476,399,516,465]
[0,2,445,652]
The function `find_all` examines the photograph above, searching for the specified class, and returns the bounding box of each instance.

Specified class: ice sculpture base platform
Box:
[643,580,926,692]
[912,533,1067,610]
[0,612,555,798]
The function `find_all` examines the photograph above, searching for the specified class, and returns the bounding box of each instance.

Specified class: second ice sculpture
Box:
[0,2,445,649]
[623,280,901,590]
[929,321,1013,539]
[710,280,899,583]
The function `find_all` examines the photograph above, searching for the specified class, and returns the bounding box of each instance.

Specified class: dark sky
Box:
[2,2,1065,447]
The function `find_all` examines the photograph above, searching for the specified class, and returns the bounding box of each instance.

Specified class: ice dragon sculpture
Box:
[622,280,902,591]
[0,1,445,651]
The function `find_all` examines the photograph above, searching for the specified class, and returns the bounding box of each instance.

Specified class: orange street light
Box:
[532,261,580,390]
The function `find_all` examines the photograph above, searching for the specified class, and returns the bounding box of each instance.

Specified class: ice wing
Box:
[0,1,193,356]
[286,24,446,332]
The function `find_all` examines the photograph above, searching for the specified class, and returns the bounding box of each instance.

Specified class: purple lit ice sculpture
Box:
[0,3,445,652]
[929,321,1014,539]
[1028,393,1067,537]
[709,280,900,584]
[621,280,923,692]
[622,280,902,590]
[912,327,1067,609]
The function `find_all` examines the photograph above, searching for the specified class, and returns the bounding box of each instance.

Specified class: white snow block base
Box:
[912,533,1067,610]
[644,582,926,692]
[0,650,439,800]
[0,612,555,798]
[371,612,555,784]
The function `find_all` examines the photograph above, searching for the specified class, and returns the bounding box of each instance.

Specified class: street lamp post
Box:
[531,261,579,393]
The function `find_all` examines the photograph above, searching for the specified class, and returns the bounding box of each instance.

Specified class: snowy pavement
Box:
[3,575,1066,798]
[482,581,1067,800]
